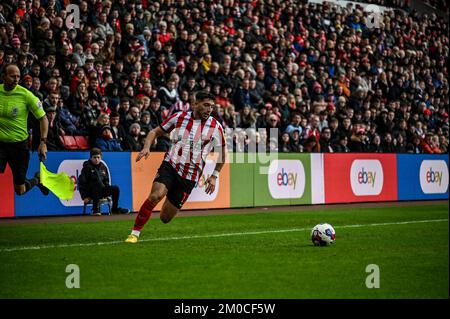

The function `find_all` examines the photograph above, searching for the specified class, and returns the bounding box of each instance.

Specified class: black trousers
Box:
[92,185,119,213]
[0,140,30,185]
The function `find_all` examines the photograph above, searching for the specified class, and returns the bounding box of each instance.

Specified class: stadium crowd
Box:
[0,0,448,154]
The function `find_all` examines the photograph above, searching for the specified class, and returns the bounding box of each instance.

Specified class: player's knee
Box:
[160,214,173,224]
[149,192,164,204]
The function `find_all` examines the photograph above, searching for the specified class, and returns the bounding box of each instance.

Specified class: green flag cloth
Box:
[40,162,75,200]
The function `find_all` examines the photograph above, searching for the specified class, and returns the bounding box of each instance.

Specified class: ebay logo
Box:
[277,168,298,189]
[357,167,377,187]
[268,160,305,199]
[420,160,448,194]
[425,168,443,186]
[351,160,384,196]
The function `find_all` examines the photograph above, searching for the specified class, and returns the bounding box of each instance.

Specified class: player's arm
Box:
[27,90,48,161]
[136,126,165,162]
[136,112,181,161]
[205,126,227,195]
[37,114,49,161]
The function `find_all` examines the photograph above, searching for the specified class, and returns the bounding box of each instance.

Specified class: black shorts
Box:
[154,161,197,209]
[0,140,30,185]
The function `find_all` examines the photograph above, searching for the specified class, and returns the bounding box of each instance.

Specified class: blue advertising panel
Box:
[397,154,449,201]
[14,152,133,217]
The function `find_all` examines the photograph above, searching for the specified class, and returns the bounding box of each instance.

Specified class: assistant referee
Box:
[0,64,49,196]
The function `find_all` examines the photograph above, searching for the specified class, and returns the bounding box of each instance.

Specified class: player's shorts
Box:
[0,140,30,185]
[154,161,197,209]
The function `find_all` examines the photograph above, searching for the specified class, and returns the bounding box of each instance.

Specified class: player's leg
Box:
[7,143,37,195]
[159,198,180,224]
[125,181,168,243]
[5,141,48,196]
[91,194,101,216]
[160,175,196,224]
[0,142,9,175]
[101,185,129,214]
[135,181,168,227]
[126,161,177,243]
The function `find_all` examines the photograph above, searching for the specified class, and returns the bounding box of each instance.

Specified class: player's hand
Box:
[83,197,92,204]
[205,176,217,195]
[38,142,47,162]
[136,148,150,162]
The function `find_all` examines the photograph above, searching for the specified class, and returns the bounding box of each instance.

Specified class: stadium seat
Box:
[74,135,90,150]
[82,197,112,215]
[60,135,78,150]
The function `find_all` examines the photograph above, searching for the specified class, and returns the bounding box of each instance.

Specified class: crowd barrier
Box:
[0,152,448,217]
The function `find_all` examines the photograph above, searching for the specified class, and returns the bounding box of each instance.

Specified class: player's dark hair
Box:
[90,147,102,158]
[195,91,215,102]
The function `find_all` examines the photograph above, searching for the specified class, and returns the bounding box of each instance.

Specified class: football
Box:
[311,223,336,246]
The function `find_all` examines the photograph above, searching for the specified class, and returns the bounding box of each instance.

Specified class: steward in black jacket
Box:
[78,148,129,215]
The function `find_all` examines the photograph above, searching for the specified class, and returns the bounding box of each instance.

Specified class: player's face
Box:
[4,66,20,91]
[195,98,214,120]
[90,155,102,166]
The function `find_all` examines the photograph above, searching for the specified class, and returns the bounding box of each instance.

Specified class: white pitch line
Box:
[0,218,447,253]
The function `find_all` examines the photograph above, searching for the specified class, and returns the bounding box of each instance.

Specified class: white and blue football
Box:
[311,223,336,246]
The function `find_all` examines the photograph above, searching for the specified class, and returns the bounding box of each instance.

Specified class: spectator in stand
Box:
[148,98,163,129]
[304,115,321,142]
[289,129,303,153]
[279,132,293,153]
[95,125,123,151]
[238,105,257,129]
[80,95,100,134]
[139,111,152,136]
[285,112,303,136]
[334,135,351,153]
[349,125,370,152]
[158,79,178,109]
[88,113,110,148]
[369,134,384,153]
[304,135,320,153]
[395,134,407,153]
[382,133,397,153]
[67,82,89,118]
[30,103,65,152]
[109,111,127,145]
[233,79,254,112]
[123,123,144,152]
[319,127,334,153]
[167,89,190,116]
[407,135,424,154]
[328,117,340,145]
[124,106,140,132]
[223,104,238,129]
[421,133,442,154]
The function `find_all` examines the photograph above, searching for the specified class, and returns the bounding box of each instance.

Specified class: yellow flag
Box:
[40,162,75,200]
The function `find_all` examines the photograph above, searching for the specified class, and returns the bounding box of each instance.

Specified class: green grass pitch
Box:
[0,204,448,299]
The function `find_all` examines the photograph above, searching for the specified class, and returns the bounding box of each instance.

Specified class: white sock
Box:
[131,230,140,237]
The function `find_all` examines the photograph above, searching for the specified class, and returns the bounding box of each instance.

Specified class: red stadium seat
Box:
[74,135,90,150]
[60,135,78,150]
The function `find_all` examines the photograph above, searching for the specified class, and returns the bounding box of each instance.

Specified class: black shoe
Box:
[112,207,130,214]
[34,172,50,196]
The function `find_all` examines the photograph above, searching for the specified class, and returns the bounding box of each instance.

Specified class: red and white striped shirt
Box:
[160,111,226,182]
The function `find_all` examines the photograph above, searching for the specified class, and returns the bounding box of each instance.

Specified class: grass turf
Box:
[0,204,448,299]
